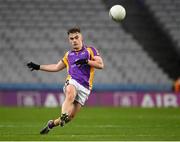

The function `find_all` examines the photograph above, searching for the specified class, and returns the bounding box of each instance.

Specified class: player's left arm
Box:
[74,47,104,69]
[88,55,104,69]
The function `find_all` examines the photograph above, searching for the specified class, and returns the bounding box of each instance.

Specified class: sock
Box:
[54,118,61,126]
[48,120,55,129]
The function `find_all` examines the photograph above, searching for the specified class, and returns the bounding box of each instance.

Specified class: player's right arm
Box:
[27,52,68,72]
[40,60,66,72]
[27,59,66,72]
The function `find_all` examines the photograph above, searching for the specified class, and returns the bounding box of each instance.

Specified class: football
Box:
[109,5,126,22]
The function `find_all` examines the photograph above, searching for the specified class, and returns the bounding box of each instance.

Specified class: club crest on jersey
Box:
[81,52,85,55]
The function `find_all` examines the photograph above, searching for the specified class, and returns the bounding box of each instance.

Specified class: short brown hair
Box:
[67,26,81,35]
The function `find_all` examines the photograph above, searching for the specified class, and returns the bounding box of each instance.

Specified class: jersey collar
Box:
[71,45,86,53]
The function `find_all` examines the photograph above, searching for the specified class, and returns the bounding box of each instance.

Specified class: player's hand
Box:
[27,62,40,71]
[74,59,88,66]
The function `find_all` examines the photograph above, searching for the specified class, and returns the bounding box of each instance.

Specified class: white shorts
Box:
[63,79,91,106]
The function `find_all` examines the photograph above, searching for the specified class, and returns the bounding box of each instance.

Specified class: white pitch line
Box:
[0,124,179,128]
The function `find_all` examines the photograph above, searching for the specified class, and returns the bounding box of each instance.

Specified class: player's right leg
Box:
[60,84,77,126]
[60,79,90,127]
[40,120,54,134]
[40,101,81,134]
[68,100,82,120]
[40,84,77,134]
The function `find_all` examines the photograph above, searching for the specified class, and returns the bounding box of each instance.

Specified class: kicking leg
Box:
[40,120,54,135]
[69,101,81,120]
[60,84,79,126]
[40,84,80,134]
[40,101,81,134]
[61,84,77,115]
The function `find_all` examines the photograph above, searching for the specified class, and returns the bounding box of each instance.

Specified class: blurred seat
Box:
[0,0,172,86]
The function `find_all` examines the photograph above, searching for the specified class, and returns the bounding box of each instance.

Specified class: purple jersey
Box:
[62,45,99,90]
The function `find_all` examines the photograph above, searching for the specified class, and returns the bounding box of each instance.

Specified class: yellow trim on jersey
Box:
[89,67,95,90]
[62,51,69,70]
[66,74,71,81]
[87,47,95,90]
[62,51,72,81]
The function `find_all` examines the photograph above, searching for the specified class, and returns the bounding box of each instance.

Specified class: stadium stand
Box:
[144,0,180,54]
[105,0,180,81]
[0,0,175,90]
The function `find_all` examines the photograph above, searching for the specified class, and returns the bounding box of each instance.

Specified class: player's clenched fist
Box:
[27,62,40,71]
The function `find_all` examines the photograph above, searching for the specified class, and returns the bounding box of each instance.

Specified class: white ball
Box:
[109,5,126,22]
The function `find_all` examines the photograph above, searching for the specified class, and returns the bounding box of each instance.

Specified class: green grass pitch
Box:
[0,107,180,141]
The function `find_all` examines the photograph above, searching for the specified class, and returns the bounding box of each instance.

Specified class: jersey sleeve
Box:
[87,46,100,58]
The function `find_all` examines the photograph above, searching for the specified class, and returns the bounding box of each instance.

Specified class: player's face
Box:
[68,32,83,51]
